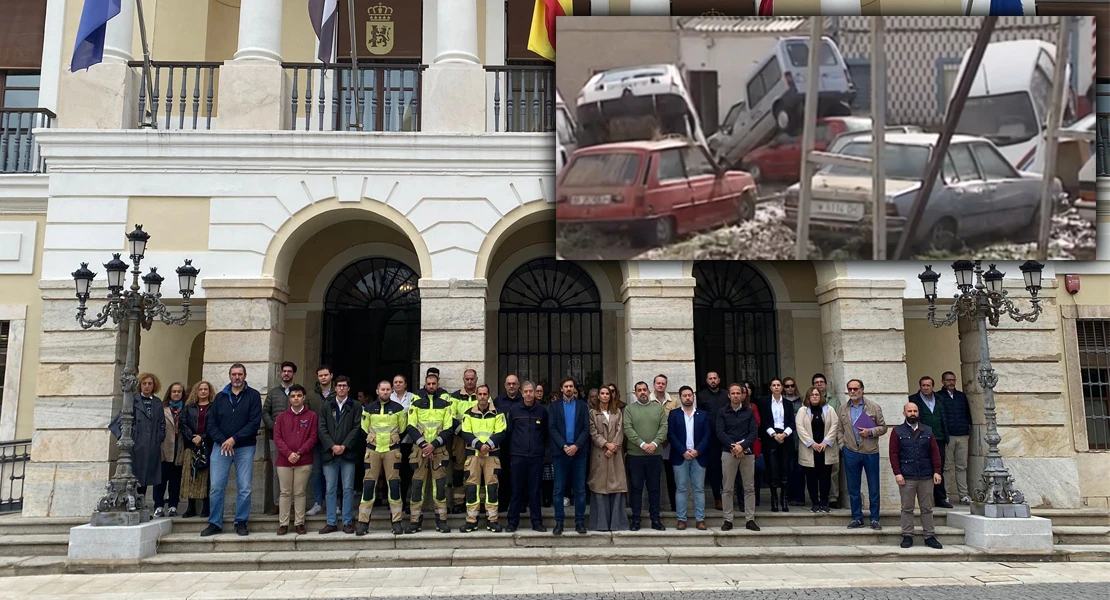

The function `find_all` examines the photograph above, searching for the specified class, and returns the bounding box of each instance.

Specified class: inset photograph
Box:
[555,15,1100,260]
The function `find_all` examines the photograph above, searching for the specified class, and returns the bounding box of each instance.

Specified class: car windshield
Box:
[954,92,1039,146]
[820,141,931,180]
[556,108,575,145]
[562,152,642,186]
[785,41,839,67]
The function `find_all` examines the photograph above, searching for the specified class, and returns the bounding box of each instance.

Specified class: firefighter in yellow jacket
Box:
[450,369,480,512]
[403,372,455,534]
[356,380,408,536]
[459,384,508,532]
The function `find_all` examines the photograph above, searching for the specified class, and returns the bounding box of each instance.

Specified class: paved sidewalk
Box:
[2,561,1109,599]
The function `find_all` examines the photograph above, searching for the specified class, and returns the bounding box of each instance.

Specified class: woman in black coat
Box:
[179,381,214,518]
[758,378,797,513]
[133,373,167,498]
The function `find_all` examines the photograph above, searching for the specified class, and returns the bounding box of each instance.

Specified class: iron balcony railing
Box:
[282,62,425,132]
[0,440,30,513]
[485,65,555,133]
[128,61,221,130]
[0,108,54,174]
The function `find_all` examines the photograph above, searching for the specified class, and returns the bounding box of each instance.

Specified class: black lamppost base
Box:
[970,501,1032,519]
[90,509,152,527]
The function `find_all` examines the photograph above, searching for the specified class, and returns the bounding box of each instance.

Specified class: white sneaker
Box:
[563,497,570,507]
[960,496,971,505]
[153,507,165,518]
[307,502,323,516]
[168,507,178,517]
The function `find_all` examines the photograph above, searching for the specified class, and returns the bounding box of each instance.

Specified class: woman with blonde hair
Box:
[179,380,214,518]
[797,386,839,513]
[588,384,628,531]
[153,382,186,517]
[132,373,166,501]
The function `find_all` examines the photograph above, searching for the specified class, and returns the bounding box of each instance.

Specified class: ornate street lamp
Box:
[73,225,199,526]
[918,260,1044,518]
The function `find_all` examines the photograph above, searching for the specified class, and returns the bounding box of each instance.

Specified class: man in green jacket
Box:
[262,361,298,515]
[623,381,668,531]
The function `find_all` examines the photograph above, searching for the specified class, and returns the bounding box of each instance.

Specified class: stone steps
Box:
[1053,526,1110,545]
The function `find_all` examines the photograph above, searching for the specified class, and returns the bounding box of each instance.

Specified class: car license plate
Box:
[571,195,612,205]
[813,200,863,219]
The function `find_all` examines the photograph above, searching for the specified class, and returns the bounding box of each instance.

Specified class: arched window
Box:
[497,257,603,395]
[692,261,778,397]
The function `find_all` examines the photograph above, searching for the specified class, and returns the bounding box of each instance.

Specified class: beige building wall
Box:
[904,316,961,392]
[0,216,46,441]
[136,318,207,390]
[791,317,823,384]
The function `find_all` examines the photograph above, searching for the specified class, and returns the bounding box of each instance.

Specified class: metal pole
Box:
[1036,18,1071,260]
[793,16,823,260]
[894,17,997,259]
[347,0,363,130]
[135,0,157,129]
[871,17,887,259]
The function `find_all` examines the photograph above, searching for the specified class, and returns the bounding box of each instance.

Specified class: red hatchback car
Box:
[739,116,873,183]
[556,139,758,246]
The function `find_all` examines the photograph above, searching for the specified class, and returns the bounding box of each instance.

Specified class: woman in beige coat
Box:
[796,386,839,513]
[588,385,628,531]
[153,382,186,517]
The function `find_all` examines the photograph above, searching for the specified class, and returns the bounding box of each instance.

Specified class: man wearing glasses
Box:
[811,373,841,508]
[938,371,973,505]
[837,379,888,530]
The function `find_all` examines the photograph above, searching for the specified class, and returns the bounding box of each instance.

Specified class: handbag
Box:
[191,441,209,478]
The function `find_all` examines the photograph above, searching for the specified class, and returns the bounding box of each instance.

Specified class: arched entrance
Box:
[497,257,603,395]
[322,257,420,395]
[693,261,779,397]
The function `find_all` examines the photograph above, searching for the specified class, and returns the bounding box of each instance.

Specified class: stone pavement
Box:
[0,561,1109,599]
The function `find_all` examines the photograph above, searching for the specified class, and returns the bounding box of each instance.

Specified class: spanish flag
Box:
[527,0,573,62]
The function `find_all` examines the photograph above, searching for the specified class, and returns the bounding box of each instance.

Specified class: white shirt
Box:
[920,392,936,413]
[391,391,413,411]
[767,396,794,437]
[683,408,696,451]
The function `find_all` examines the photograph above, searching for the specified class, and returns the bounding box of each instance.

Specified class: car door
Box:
[970,141,1034,234]
[764,131,799,179]
[940,142,991,238]
[648,148,696,230]
[682,145,727,229]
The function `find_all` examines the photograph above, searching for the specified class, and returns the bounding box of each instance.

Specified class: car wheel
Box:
[927,218,959,252]
[736,191,756,223]
[775,103,799,135]
[648,216,676,247]
[743,162,762,182]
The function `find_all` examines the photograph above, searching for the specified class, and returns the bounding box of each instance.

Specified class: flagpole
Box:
[347,0,363,130]
[135,0,157,128]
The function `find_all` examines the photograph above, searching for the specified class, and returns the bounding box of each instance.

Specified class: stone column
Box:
[57,0,140,128]
[215,0,290,130]
[201,278,288,514]
[421,0,486,132]
[816,278,908,509]
[621,278,697,392]
[23,281,126,517]
[958,279,1080,508]
[419,279,486,392]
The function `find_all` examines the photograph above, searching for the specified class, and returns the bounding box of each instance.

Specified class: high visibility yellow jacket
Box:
[404,392,454,449]
[450,389,479,433]
[360,398,407,453]
[460,404,507,455]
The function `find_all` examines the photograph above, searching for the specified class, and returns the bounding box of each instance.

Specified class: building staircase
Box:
[0,507,1107,576]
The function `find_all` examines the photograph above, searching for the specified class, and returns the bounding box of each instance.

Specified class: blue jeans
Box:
[843,447,880,522]
[310,445,325,505]
[324,458,356,526]
[552,451,587,525]
[673,458,706,522]
[208,444,256,527]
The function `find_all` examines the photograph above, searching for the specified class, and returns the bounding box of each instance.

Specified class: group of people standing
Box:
[123,361,973,548]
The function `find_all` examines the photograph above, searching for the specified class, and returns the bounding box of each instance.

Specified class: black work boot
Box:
[435,517,451,533]
[355,521,369,536]
[391,521,404,535]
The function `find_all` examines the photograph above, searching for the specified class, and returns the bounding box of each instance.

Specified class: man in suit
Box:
[547,376,589,535]
[667,385,710,530]
[758,378,797,513]
[910,376,952,508]
[939,371,973,504]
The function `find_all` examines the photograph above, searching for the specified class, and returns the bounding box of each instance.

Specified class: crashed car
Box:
[556,138,758,247]
[783,132,1067,252]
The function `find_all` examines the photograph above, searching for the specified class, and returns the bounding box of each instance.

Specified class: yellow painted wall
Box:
[904,317,961,394]
[152,0,210,61]
[477,0,486,64]
[775,261,819,303]
[791,316,823,387]
[1054,273,1110,310]
[137,317,207,390]
[0,216,46,440]
[282,0,318,63]
[126,197,210,253]
[205,0,241,62]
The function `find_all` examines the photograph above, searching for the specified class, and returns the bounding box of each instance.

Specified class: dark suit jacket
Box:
[757,396,797,451]
[547,398,589,453]
[667,407,711,467]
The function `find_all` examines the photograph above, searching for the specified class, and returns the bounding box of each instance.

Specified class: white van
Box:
[950,40,1076,174]
[575,64,710,152]
[708,36,854,168]
[556,91,578,174]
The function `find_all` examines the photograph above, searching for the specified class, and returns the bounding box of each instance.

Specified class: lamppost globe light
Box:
[72,262,96,301]
[1020,260,1044,295]
[918,264,940,302]
[951,260,975,290]
[126,225,150,261]
[142,267,164,297]
[103,254,129,293]
[176,259,200,297]
[983,264,1005,294]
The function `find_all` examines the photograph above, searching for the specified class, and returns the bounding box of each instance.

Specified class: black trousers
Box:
[805,457,832,506]
[765,442,790,488]
[152,461,182,510]
[508,455,543,528]
[627,454,663,524]
[935,440,948,502]
[399,443,414,512]
[499,451,513,513]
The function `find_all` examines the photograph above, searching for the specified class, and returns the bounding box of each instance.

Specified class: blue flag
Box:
[989,0,1024,15]
[71,0,123,72]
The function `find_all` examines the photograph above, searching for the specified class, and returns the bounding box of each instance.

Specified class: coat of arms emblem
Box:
[366,2,394,55]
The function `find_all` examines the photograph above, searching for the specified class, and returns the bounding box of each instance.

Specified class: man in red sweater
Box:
[274,385,319,535]
[889,402,943,550]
